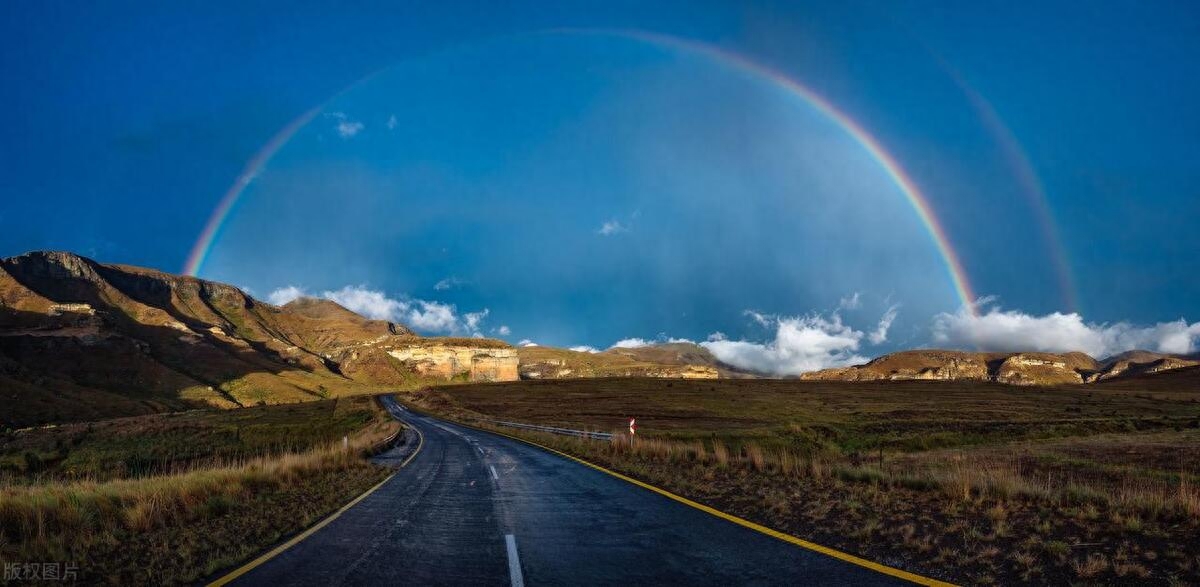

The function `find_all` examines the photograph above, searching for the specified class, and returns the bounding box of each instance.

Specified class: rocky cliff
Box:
[800,349,1195,386]
[516,343,726,380]
[0,251,515,428]
[386,343,519,382]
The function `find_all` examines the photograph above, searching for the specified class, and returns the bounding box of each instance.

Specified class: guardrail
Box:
[490,420,613,440]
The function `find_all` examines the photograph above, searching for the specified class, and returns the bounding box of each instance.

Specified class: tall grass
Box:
[552,431,1200,521]
[0,418,399,571]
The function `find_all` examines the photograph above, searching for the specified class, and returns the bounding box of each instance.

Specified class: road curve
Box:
[226,395,910,586]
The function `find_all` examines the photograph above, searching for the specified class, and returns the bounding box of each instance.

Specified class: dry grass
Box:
[0,396,390,483]
[592,433,1200,523]
[410,377,1200,584]
[0,402,399,584]
[4,439,365,547]
[1073,553,1110,578]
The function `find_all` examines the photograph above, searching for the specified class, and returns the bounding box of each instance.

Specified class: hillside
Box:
[799,349,1197,385]
[517,342,742,380]
[1094,363,1200,391]
[0,251,515,428]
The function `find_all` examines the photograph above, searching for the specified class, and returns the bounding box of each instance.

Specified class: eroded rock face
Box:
[517,360,718,380]
[387,345,519,382]
[800,351,990,382]
[1093,357,1200,382]
[672,365,721,379]
[800,350,1095,386]
[519,359,573,379]
[995,354,1084,385]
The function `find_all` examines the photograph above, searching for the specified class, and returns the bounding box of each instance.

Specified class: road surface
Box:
[227,395,911,586]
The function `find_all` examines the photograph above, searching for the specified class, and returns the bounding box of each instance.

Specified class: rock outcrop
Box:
[516,342,731,380]
[800,348,1198,386]
[386,344,518,382]
[800,351,991,382]
[994,354,1086,385]
[1091,356,1200,382]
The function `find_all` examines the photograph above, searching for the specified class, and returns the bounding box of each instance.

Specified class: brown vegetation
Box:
[0,397,399,584]
[413,377,1200,585]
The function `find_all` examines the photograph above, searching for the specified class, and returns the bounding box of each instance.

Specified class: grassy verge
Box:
[0,397,386,483]
[0,397,399,584]
[411,379,1200,585]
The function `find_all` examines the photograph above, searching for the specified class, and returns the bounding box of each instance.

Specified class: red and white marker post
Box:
[629,417,637,436]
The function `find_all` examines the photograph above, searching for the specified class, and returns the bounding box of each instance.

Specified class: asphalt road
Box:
[228,395,909,586]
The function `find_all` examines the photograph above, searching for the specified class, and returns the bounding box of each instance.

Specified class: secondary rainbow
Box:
[925,49,1077,313]
[184,29,979,313]
[603,30,979,311]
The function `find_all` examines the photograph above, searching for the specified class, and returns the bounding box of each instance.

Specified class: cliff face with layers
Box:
[516,343,727,380]
[799,349,1197,386]
[386,344,519,382]
[0,251,515,428]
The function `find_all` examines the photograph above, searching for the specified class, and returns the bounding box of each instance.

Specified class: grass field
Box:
[0,396,399,584]
[0,397,387,483]
[412,377,1200,585]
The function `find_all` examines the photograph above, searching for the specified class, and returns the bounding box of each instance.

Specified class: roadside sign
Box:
[629,417,637,436]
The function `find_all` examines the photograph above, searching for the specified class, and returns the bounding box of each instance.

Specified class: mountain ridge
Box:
[0,251,514,428]
[3,250,1195,428]
[799,348,1198,385]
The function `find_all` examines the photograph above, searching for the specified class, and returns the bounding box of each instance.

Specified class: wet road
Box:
[228,395,912,586]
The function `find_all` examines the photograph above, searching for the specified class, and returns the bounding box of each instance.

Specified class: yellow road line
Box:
[460,420,955,587]
[207,423,425,587]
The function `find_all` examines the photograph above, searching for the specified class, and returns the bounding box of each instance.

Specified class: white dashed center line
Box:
[505,534,524,587]
[489,465,499,480]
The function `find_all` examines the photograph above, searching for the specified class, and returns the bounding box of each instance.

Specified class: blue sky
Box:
[3,1,1198,371]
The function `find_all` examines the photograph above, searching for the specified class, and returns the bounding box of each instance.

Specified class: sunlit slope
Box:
[0,251,485,427]
[517,342,749,379]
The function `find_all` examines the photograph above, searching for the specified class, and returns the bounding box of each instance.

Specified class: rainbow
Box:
[184,29,979,312]
[182,68,390,277]
[922,49,1077,313]
[182,105,321,276]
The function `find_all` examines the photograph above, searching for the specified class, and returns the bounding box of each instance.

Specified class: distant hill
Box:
[0,251,513,428]
[1093,363,1200,391]
[517,342,748,380]
[799,349,1198,386]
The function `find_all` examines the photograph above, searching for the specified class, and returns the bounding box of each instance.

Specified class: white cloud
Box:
[745,310,773,328]
[434,277,463,291]
[707,332,727,342]
[495,325,511,336]
[931,301,1200,357]
[701,313,867,376]
[868,304,900,345]
[271,284,491,336]
[610,338,651,349]
[323,286,409,322]
[326,111,364,138]
[267,285,308,306]
[336,120,364,138]
[838,292,862,311]
[518,339,538,347]
[386,114,398,130]
[569,345,600,353]
[464,309,489,332]
[399,300,457,332]
[598,220,628,236]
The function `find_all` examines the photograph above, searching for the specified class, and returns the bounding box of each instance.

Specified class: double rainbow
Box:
[184,29,980,312]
